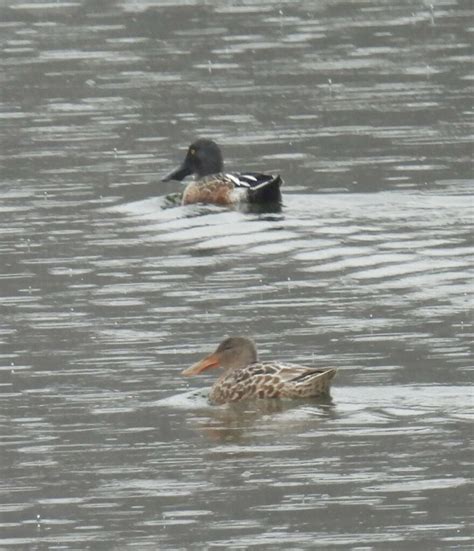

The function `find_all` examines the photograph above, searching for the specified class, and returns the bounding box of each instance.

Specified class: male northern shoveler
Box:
[182,336,336,405]
[162,139,282,206]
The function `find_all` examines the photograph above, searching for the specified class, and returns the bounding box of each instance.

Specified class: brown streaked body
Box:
[182,336,336,406]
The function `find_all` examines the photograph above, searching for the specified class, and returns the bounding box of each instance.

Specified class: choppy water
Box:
[1,0,473,549]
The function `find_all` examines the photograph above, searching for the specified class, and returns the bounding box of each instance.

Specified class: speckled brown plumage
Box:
[182,336,337,406]
[208,362,336,405]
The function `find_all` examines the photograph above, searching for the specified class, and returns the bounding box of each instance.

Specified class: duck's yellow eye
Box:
[190,148,196,156]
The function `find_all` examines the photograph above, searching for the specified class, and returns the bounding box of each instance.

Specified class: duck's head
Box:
[182,336,258,376]
[162,138,224,181]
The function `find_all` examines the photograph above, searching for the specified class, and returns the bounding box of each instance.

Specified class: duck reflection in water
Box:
[184,388,335,444]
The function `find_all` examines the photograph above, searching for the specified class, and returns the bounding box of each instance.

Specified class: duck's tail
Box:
[248,174,283,204]
[285,368,337,398]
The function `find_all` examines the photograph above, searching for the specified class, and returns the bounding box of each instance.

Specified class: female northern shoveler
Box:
[182,336,336,405]
[162,139,282,206]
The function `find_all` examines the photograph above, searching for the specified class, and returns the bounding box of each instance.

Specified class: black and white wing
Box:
[224,172,282,203]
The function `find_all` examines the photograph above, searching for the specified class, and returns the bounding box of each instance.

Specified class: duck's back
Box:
[208,362,336,405]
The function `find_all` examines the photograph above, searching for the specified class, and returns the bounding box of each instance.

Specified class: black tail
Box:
[248,175,282,204]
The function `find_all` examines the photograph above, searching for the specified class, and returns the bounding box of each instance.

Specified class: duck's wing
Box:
[277,363,337,398]
[224,172,283,203]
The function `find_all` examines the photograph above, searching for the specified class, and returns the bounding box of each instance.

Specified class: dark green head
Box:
[162,138,224,181]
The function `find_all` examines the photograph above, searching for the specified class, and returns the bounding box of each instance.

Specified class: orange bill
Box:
[182,353,221,376]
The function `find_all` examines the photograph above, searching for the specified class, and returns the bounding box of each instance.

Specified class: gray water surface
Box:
[1,0,473,549]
